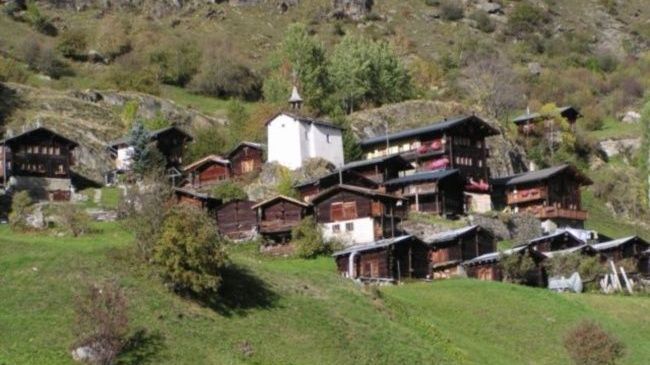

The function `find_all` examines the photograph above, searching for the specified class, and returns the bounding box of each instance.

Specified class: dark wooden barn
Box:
[226,141,264,177]
[491,164,592,227]
[214,199,258,240]
[359,115,499,193]
[419,225,495,279]
[591,236,650,275]
[295,170,379,203]
[384,169,463,216]
[0,127,79,201]
[173,187,222,212]
[332,235,429,282]
[183,155,231,188]
[338,154,412,183]
[252,195,311,244]
[310,184,406,245]
[524,228,595,253]
[512,106,581,134]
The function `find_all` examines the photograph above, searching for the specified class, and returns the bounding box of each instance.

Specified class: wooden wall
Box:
[192,162,229,187]
[215,200,257,239]
[230,146,263,177]
[315,191,373,223]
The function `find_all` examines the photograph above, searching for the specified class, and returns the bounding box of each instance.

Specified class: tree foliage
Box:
[292,216,327,259]
[128,120,165,178]
[184,125,230,162]
[58,204,92,237]
[9,191,33,232]
[499,252,537,284]
[212,181,248,203]
[154,205,228,295]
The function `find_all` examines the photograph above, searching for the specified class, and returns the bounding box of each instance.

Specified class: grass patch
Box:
[1,222,650,364]
[587,117,641,141]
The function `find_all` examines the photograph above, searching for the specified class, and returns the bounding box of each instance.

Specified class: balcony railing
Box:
[507,187,548,205]
[522,206,588,221]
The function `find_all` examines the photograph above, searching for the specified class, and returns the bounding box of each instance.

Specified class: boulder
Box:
[71,345,100,363]
[621,110,641,124]
[527,62,542,76]
[477,1,502,15]
[330,0,373,21]
[598,138,641,158]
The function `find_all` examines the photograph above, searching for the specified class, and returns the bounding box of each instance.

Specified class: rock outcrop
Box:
[330,0,373,21]
[598,138,641,159]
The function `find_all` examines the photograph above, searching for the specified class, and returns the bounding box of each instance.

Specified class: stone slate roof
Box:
[491,164,592,186]
[512,106,581,124]
[265,112,343,130]
[384,169,459,186]
[332,235,413,257]
[1,127,79,148]
[360,115,499,147]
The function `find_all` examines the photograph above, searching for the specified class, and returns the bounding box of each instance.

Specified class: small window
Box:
[56,164,65,174]
[345,222,354,232]
[326,134,331,143]
[305,130,309,141]
[332,224,341,233]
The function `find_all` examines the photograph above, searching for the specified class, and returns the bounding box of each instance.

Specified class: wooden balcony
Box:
[523,206,588,221]
[507,187,547,205]
[259,220,298,234]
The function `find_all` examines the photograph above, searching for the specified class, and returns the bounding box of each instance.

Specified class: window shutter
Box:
[343,202,358,220]
[331,203,344,221]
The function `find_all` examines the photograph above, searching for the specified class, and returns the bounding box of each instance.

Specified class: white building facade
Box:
[266,113,344,170]
[321,217,376,247]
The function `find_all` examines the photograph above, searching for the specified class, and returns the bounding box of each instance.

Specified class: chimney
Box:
[288,85,303,111]
[529,160,537,172]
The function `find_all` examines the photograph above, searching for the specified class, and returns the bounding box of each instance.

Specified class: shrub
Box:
[470,10,495,33]
[184,125,230,162]
[0,56,29,83]
[9,191,33,232]
[25,1,57,36]
[154,205,228,295]
[499,252,537,284]
[190,61,262,101]
[212,181,247,203]
[439,0,464,21]
[59,204,92,237]
[508,1,549,36]
[57,29,88,60]
[22,40,71,79]
[104,64,159,95]
[119,174,172,261]
[564,320,625,365]
[95,17,131,60]
[292,216,328,258]
[72,281,129,365]
[148,41,201,86]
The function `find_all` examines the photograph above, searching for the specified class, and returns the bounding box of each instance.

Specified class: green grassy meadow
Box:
[1,221,650,365]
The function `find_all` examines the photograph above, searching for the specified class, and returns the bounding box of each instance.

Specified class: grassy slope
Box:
[2,222,650,365]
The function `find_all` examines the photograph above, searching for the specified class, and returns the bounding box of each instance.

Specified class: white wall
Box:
[267,113,345,170]
[267,114,304,170]
[321,217,375,246]
[308,124,344,168]
[116,146,134,171]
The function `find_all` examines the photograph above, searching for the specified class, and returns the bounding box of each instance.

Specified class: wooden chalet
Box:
[252,195,311,243]
[462,245,547,285]
[295,170,379,202]
[591,236,650,274]
[359,115,499,193]
[0,127,78,201]
[491,164,592,227]
[339,154,412,183]
[173,187,221,212]
[310,184,406,246]
[512,106,581,134]
[214,199,258,240]
[226,141,264,177]
[419,225,495,279]
[384,169,463,216]
[183,155,231,188]
[332,235,429,282]
[108,126,193,172]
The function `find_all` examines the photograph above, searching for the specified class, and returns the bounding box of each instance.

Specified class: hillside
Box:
[1,221,650,365]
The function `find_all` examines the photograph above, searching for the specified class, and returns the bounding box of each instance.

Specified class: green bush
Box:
[9,191,33,232]
[25,1,57,36]
[439,0,464,21]
[564,320,625,365]
[148,41,201,86]
[212,181,248,203]
[499,252,537,284]
[508,1,549,36]
[0,56,29,83]
[57,29,88,60]
[292,217,328,259]
[104,64,160,95]
[184,125,230,162]
[190,61,262,101]
[470,10,496,33]
[154,205,228,295]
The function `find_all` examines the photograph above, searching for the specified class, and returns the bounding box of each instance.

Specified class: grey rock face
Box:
[330,0,373,21]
